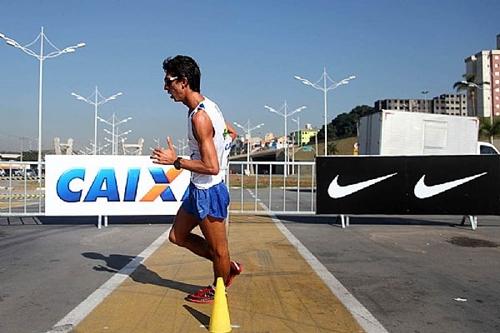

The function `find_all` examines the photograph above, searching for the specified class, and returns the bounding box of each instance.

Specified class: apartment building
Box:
[432,94,467,116]
[374,99,432,113]
[375,95,466,115]
[464,34,500,117]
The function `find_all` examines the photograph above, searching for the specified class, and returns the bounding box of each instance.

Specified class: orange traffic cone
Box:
[208,277,232,333]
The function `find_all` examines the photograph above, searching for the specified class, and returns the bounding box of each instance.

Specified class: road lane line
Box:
[45,227,171,333]
[248,189,388,333]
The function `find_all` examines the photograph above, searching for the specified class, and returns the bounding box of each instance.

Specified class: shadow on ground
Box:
[183,305,210,328]
[82,252,202,294]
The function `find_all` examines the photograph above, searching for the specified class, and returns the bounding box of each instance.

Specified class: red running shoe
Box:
[185,286,215,304]
[226,261,243,288]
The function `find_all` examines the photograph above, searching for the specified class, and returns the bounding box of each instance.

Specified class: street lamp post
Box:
[149,138,162,155]
[98,113,132,155]
[90,142,110,155]
[291,116,300,174]
[264,101,306,176]
[177,138,189,156]
[0,27,85,179]
[71,87,123,155]
[233,120,264,175]
[104,128,132,155]
[117,130,132,154]
[295,68,355,155]
[487,51,495,123]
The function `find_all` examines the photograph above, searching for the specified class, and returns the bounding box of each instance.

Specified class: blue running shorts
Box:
[181,182,230,220]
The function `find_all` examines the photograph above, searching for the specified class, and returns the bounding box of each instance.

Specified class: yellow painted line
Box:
[68,215,364,333]
[229,201,267,211]
[0,194,44,199]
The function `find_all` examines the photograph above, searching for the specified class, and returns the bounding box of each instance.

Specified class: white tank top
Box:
[187,97,232,189]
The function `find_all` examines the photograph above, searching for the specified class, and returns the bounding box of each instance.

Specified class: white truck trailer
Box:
[358,110,498,155]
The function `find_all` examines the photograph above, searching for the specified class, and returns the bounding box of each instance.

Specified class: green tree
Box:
[479,117,500,143]
[327,141,337,155]
[311,105,376,144]
[332,105,376,139]
[23,150,39,161]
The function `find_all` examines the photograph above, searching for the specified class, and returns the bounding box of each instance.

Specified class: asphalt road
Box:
[2,187,500,333]
[0,218,171,333]
[278,214,500,333]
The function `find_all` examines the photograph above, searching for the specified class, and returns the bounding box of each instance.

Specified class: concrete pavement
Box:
[70,214,364,333]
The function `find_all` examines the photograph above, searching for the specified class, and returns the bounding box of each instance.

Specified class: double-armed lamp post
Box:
[98,114,132,155]
[233,120,264,175]
[295,68,355,155]
[265,102,306,176]
[71,87,123,155]
[0,27,85,178]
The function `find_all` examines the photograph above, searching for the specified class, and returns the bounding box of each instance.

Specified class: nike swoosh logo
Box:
[414,172,487,199]
[328,173,397,199]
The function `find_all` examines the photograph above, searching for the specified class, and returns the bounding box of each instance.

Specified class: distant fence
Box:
[226,161,316,215]
[0,161,45,216]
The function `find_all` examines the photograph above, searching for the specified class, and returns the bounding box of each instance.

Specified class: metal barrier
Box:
[1,160,317,217]
[0,161,45,217]
[226,161,316,215]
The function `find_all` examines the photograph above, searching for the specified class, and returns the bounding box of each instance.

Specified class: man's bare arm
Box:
[150,110,220,175]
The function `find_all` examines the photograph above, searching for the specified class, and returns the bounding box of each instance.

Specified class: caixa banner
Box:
[45,155,191,216]
[316,155,500,215]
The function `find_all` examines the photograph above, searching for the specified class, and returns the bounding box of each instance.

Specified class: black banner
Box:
[316,156,500,215]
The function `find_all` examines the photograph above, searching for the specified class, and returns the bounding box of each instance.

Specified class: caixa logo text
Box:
[57,167,189,202]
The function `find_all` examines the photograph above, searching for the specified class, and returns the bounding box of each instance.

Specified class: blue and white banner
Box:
[45,155,191,216]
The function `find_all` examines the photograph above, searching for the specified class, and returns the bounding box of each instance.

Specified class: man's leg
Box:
[199,215,230,285]
[169,207,213,261]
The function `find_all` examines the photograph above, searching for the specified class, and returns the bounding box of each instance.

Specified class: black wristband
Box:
[173,157,182,170]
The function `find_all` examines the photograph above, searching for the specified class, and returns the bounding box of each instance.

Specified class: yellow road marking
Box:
[74,215,363,333]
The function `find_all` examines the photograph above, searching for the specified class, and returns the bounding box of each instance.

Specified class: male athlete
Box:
[151,55,242,304]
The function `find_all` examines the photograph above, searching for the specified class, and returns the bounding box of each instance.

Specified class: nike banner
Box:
[316,155,500,215]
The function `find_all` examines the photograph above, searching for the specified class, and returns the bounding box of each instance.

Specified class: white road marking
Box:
[248,189,388,333]
[45,227,171,333]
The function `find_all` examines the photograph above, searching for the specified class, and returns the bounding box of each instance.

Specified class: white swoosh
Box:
[328,173,397,199]
[414,172,487,199]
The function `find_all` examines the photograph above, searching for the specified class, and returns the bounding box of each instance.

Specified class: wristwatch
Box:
[173,157,183,170]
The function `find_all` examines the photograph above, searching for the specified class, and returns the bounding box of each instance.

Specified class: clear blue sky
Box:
[1,0,499,152]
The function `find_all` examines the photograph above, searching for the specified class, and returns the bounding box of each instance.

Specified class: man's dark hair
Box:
[162,55,201,92]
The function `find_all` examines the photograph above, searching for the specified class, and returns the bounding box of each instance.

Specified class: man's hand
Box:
[150,136,177,165]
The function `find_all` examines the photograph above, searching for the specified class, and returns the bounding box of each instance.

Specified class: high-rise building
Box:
[464,35,500,117]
